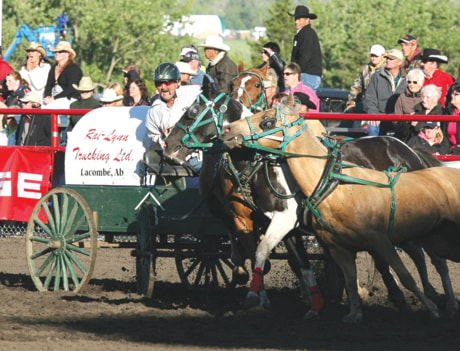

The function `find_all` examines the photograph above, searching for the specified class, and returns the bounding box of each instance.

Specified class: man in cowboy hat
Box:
[289,5,322,91]
[68,76,100,131]
[420,48,454,107]
[398,34,422,70]
[199,35,238,94]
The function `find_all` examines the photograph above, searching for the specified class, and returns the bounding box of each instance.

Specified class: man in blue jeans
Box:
[289,5,322,91]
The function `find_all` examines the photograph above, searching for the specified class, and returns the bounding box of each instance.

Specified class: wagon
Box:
[11,106,326,297]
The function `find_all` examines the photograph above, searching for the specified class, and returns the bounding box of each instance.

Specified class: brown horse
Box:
[231,63,269,112]
[222,95,460,322]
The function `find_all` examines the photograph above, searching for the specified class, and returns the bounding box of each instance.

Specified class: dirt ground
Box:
[1,237,460,351]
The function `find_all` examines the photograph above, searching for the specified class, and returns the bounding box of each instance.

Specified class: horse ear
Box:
[201,75,215,98]
[238,61,245,73]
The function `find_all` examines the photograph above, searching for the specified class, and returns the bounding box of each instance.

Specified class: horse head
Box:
[163,76,250,163]
[231,64,269,112]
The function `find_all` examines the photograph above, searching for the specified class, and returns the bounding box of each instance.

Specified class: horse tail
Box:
[412,146,443,168]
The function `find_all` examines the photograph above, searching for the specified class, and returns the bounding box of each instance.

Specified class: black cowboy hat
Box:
[421,48,448,63]
[293,92,317,110]
[288,5,317,20]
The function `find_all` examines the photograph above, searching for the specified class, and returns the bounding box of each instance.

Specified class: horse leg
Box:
[370,239,439,319]
[326,245,362,323]
[423,246,459,318]
[398,240,439,300]
[370,251,408,311]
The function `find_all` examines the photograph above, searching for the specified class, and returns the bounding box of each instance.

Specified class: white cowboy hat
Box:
[72,76,96,91]
[199,35,230,52]
[99,88,123,103]
[175,61,198,76]
[49,41,76,57]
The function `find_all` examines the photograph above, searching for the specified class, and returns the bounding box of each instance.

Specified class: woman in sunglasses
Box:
[257,42,286,92]
[43,41,82,108]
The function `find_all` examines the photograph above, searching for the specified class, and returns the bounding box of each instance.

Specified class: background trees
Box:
[2,0,460,91]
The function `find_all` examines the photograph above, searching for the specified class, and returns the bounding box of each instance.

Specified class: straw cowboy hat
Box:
[19,92,41,104]
[24,42,46,57]
[288,5,318,19]
[72,76,96,92]
[99,88,123,103]
[49,41,76,57]
[199,35,230,52]
[175,61,197,76]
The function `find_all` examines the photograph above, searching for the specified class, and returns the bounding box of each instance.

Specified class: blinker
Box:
[260,117,276,131]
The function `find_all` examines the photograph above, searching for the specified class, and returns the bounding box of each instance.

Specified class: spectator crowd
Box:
[1,4,459,157]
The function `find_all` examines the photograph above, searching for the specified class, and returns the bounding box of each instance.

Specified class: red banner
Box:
[0,147,52,222]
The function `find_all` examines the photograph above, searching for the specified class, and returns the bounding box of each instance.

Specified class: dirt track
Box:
[1,237,460,351]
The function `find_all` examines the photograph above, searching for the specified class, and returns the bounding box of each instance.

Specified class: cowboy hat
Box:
[199,35,230,52]
[175,61,198,76]
[421,48,448,63]
[288,5,317,20]
[19,92,40,104]
[24,42,46,57]
[293,92,317,110]
[99,88,123,103]
[72,76,96,92]
[49,41,76,57]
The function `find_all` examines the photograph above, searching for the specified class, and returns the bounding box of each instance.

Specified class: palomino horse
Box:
[164,83,457,318]
[222,96,460,322]
[231,63,269,112]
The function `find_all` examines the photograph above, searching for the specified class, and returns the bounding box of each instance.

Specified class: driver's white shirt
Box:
[146,85,202,150]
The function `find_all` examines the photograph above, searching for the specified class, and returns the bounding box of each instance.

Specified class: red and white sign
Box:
[65,106,151,186]
[0,147,52,221]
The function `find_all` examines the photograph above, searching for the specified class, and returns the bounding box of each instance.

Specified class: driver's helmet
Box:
[153,62,180,82]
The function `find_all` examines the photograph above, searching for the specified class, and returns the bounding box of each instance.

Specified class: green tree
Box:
[2,0,194,89]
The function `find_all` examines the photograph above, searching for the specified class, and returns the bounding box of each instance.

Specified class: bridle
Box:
[232,71,268,112]
[174,92,232,149]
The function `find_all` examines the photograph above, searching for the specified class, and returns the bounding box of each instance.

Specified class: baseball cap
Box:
[423,121,440,129]
[180,48,200,62]
[370,44,385,56]
[398,34,417,44]
[385,48,404,61]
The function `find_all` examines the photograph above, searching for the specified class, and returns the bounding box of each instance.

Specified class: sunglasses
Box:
[54,50,68,54]
[155,80,176,87]
[407,81,419,84]
[260,50,269,55]
[283,72,295,76]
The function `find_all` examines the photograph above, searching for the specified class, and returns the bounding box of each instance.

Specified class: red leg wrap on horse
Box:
[249,267,264,293]
[309,286,324,312]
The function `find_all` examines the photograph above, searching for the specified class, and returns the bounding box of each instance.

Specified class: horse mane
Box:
[411,146,443,167]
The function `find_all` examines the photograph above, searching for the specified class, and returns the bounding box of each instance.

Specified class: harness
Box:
[174,92,232,150]
[237,108,405,241]
[232,71,268,112]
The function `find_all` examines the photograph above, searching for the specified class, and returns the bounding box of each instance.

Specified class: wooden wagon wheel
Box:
[175,234,235,290]
[135,202,156,298]
[26,187,97,293]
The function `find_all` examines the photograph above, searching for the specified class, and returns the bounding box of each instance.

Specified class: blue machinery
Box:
[3,24,72,61]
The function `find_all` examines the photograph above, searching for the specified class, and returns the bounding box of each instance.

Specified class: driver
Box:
[145,62,202,171]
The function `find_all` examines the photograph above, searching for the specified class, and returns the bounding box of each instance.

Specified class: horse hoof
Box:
[258,289,271,309]
[446,300,459,318]
[263,260,271,275]
[244,291,260,308]
[342,313,363,324]
[304,310,320,320]
[232,266,249,285]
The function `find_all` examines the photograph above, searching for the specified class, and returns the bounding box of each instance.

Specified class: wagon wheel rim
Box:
[25,187,97,293]
[175,234,235,290]
[136,203,156,298]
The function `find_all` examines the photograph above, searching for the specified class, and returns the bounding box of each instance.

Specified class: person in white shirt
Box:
[146,62,201,150]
